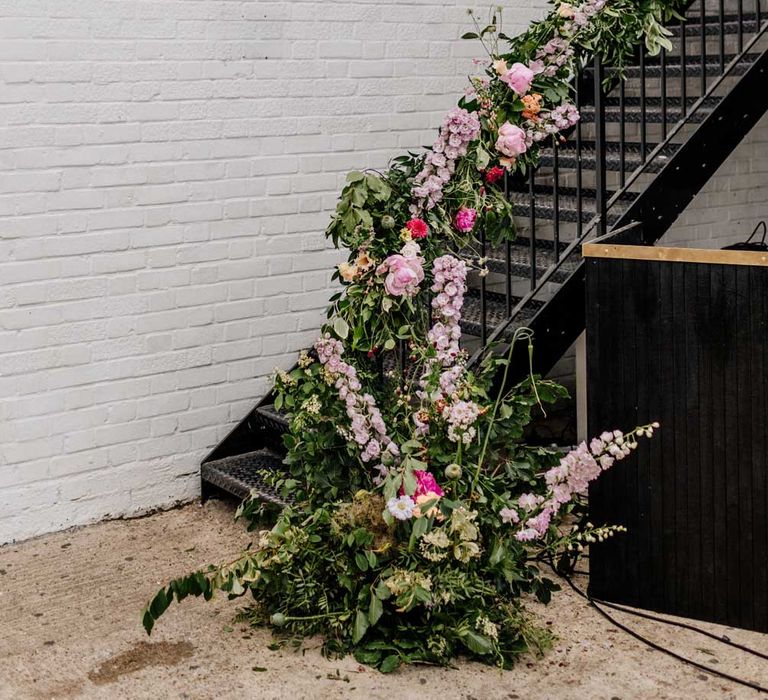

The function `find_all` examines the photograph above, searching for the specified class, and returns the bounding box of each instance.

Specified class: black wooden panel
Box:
[587,257,768,634]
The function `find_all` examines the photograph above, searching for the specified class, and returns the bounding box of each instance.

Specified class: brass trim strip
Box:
[582,243,768,267]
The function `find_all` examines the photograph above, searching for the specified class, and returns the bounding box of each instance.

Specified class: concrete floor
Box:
[1,500,766,700]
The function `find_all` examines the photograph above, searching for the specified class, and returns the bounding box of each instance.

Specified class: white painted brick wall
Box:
[662,112,768,248]
[0,0,550,543]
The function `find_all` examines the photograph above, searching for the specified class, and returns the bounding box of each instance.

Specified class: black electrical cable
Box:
[554,568,768,695]
[591,597,768,663]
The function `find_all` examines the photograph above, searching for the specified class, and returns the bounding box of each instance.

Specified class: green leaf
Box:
[333,317,350,340]
[346,171,365,183]
[353,609,369,643]
[375,582,392,600]
[355,552,369,572]
[149,588,170,620]
[368,592,383,625]
[379,654,401,673]
[411,516,428,541]
[461,630,494,655]
[383,338,396,351]
[461,32,479,39]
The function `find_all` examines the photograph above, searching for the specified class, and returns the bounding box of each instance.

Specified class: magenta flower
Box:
[455,207,477,233]
[500,62,534,95]
[495,122,528,159]
[377,254,424,297]
[413,470,445,498]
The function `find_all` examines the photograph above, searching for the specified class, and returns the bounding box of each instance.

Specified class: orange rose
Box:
[521,93,543,121]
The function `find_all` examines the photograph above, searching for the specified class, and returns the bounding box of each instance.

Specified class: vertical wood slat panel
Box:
[698,264,716,623]
[587,257,768,634]
[672,262,689,617]
[750,266,768,632]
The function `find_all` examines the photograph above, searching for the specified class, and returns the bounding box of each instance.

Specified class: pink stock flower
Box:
[500,62,534,95]
[495,122,528,159]
[455,207,477,232]
[378,254,424,297]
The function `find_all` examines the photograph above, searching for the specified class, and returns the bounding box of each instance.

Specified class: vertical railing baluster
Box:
[553,138,560,261]
[757,0,762,29]
[504,172,512,316]
[737,0,743,53]
[680,16,687,117]
[700,0,707,96]
[639,50,647,161]
[528,168,537,289]
[619,80,626,188]
[719,0,726,73]
[575,77,583,239]
[594,55,607,239]
[660,47,667,140]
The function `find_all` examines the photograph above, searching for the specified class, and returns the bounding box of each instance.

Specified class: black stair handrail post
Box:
[593,54,607,238]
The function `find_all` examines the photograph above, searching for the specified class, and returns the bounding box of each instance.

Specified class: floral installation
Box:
[143,0,682,675]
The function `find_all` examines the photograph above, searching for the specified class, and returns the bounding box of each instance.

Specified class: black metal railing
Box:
[466,0,767,365]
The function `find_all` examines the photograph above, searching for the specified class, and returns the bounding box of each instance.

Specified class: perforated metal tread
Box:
[481,237,577,284]
[506,187,627,225]
[539,140,679,174]
[669,14,762,36]
[461,288,545,339]
[202,448,291,505]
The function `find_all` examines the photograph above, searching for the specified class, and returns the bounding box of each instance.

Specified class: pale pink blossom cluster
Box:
[559,0,608,36]
[502,424,657,541]
[427,255,467,365]
[314,334,400,464]
[444,399,481,445]
[412,107,481,212]
[413,255,468,436]
[528,37,574,78]
[526,103,580,143]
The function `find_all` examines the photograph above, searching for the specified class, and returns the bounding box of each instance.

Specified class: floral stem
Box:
[470,327,533,496]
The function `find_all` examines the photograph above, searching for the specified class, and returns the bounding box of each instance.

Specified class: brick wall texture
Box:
[0,0,550,543]
[663,112,768,248]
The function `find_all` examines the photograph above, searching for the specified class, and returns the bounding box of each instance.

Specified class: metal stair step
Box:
[539,140,679,174]
[579,103,714,124]
[256,403,289,435]
[622,53,760,78]
[201,448,290,505]
[482,237,577,283]
[507,185,629,225]
[669,14,762,37]
[461,288,545,339]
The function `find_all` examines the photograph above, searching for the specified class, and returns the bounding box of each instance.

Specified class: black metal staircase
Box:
[201,0,768,504]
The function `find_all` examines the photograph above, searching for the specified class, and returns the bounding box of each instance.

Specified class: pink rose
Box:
[495,122,528,159]
[379,254,424,297]
[500,62,534,95]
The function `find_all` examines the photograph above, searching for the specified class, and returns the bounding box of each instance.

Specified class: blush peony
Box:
[500,62,534,95]
[495,122,528,159]
[377,254,424,297]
